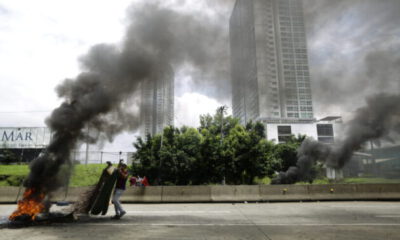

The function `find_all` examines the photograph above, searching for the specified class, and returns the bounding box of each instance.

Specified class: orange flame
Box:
[9,188,45,221]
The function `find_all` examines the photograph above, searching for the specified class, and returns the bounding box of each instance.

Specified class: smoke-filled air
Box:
[273,93,400,184]
[23,2,225,199]
[272,0,400,184]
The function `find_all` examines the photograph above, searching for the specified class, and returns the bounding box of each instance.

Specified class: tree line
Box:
[131,107,311,185]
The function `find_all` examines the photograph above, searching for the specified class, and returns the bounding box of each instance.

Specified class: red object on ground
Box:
[141,177,150,186]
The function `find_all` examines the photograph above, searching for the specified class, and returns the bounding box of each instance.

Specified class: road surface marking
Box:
[375,215,400,218]
[330,206,400,209]
[82,223,400,226]
[126,210,231,215]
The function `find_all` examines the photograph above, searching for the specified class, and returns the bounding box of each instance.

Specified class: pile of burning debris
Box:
[1,188,75,228]
[1,162,117,229]
[3,212,77,229]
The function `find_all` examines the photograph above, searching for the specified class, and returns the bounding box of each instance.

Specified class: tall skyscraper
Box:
[230,0,314,125]
[140,65,174,137]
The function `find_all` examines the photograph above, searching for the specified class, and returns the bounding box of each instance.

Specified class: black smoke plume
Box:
[23,2,225,197]
[273,93,400,184]
[303,0,400,116]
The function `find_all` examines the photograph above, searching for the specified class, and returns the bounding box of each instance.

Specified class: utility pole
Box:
[85,125,89,165]
[218,106,227,185]
[19,149,24,165]
[158,130,164,185]
[370,140,376,176]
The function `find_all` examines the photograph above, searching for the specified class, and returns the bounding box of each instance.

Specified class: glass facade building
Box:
[140,65,174,137]
[230,0,314,125]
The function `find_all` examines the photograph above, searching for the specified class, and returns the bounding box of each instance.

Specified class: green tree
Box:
[198,108,240,184]
[132,134,160,185]
[0,148,18,165]
[133,126,204,185]
[158,126,201,185]
[274,143,298,172]
[132,106,308,185]
[223,121,271,184]
[273,134,307,172]
[197,127,223,184]
[176,127,202,185]
[259,139,280,177]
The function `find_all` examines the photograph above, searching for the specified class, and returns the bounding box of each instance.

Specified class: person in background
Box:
[117,159,124,168]
[129,176,137,187]
[137,176,143,186]
[141,176,150,186]
[111,163,128,219]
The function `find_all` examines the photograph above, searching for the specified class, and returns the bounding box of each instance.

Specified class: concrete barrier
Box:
[122,186,162,202]
[376,184,400,199]
[0,184,399,203]
[0,186,20,202]
[260,185,309,201]
[161,186,211,202]
[308,184,358,200]
[233,185,260,202]
[354,184,400,200]
[211,185,260,202]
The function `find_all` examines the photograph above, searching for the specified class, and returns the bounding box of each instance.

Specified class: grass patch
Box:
[2,164,400,186]
[0,164,105,187]
[340,178,400,184]
[0,165,30,176]
[296,177,400,185]
[69,164,104,187]
[296,178,330,185]
[254,176,271,185]
[0,180,10,186]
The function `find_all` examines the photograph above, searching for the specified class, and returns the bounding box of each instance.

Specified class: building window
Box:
[278,125,292,143]
[317,124,333,136]
[317,124,334,143]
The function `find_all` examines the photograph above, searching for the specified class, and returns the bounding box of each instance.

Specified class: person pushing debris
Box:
[112,163,128,219]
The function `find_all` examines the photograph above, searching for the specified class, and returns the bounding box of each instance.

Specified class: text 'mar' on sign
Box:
[0,127,51,149]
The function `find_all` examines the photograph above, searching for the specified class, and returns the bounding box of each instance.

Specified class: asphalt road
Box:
[1,201,400,239]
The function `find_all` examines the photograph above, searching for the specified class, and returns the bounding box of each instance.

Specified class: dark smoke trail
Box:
[303,0,400,117]
[26,44,154,195]
[273,93,400,184]
[22,2,225,197]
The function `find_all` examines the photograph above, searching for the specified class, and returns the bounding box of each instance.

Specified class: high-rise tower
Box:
[140,65,174,137]
[230,0,314,125]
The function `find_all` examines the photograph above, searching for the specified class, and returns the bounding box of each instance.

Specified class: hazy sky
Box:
[0,0,399,151]
[303,0,400,118]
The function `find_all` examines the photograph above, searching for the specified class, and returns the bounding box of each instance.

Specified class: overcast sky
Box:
[0,0,399,151]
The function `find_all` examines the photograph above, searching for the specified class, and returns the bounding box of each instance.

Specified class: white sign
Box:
[0,127,51,149]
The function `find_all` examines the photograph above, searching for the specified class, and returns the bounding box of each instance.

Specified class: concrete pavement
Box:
[1,202,400,239]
